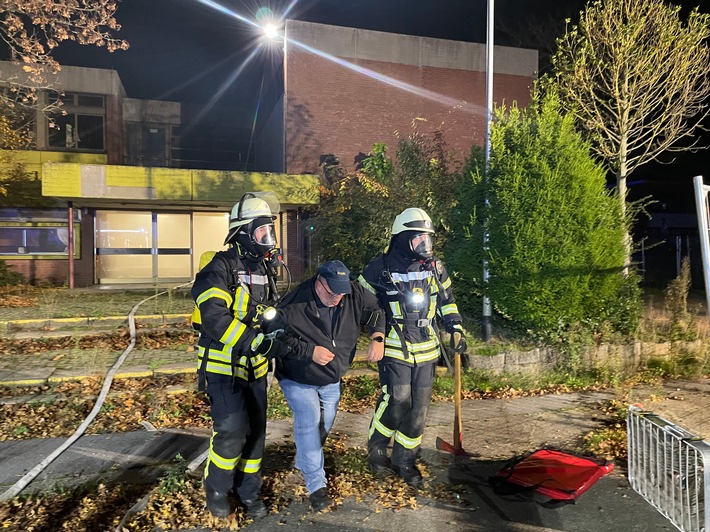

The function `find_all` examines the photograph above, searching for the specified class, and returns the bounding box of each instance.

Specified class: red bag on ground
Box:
[490,448,614,506]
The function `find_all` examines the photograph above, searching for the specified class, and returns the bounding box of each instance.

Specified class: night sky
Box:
[53,0,584,132]
[51,0,709,211]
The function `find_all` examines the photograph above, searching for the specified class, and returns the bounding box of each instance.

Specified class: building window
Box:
[47,92,105,151]
[0,208,79,257]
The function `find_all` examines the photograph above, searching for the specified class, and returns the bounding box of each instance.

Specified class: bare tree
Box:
[549,0,710,215]
[0,0,128,148]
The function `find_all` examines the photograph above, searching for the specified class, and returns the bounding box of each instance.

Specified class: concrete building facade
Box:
[0,62,317,287]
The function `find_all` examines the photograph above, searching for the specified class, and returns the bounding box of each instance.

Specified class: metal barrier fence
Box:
[627,405,710,532]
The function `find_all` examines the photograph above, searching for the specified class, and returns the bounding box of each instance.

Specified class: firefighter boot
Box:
[242,498,268,519]
[367,446,391,477]
[392,464,423,488]
[205,489,231,518]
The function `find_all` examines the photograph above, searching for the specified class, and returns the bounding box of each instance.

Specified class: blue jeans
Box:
[278,377,341,494]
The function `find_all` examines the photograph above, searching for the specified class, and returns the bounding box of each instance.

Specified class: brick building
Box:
[255,20,538,277]
[258,20,538,175]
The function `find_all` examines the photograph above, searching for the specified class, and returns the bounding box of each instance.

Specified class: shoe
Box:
[392,464,423,487]
[367,447,391,476]
[242,498,268,519]
[310,487,333,512]
[205,489,231,518]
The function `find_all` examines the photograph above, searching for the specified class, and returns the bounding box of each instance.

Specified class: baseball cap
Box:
[318,260,352,294]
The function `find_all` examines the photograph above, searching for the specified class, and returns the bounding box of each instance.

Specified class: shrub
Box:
[446,94,641,342]
[0,259,24,286]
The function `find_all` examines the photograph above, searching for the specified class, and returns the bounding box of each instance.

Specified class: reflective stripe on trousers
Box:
[203,374,267,501]
[368,361,435,468]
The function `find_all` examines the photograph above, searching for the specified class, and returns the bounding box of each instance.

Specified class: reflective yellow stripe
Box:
[220,319,247,347]
[394,431,422,449]
[203,362,233,376]
[383,337,440,363]
[250,333,265,351]
[390,301,402,318]
[208,431,240,471]
[197,287,233,308]
[236,457,262,474]
[441,277,452,289]
[358,275,377,295]
[251,356,269,379]
[441,303,458,316]
[233,286,249,319]
[369,385,395,439]
[198,345,232,363]
[427,296,437,319]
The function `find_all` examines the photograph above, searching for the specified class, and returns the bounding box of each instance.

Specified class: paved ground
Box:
[0,315,698,531]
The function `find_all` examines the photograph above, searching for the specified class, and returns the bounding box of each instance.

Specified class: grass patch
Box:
[0,286,195,321]
[267,383,292,419]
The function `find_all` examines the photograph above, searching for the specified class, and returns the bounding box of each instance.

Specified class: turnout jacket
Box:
[192,247,276,382]
[358,251,461,366]
[275,277,385,387]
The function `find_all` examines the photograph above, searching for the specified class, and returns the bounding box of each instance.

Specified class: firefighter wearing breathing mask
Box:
[358,207,466,488]
[192,193,291,519]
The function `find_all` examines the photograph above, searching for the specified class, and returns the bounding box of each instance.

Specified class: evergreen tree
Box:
[446,94,641,339]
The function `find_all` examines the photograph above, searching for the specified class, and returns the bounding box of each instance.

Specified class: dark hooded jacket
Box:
[275,276,385,387]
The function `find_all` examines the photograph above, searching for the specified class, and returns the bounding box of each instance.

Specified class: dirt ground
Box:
[628,377,710,440]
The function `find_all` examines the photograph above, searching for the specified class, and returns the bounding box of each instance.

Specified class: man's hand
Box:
[312,345,335,366]
[367,336,385,362]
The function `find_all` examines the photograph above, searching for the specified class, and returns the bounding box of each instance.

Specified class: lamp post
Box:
[482,0,494,342]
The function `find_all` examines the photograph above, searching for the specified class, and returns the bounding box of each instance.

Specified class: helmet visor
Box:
[253,223,277,247]
[409,233,433,258]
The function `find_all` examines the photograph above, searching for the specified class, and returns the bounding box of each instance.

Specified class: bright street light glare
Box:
[263,23,279,40]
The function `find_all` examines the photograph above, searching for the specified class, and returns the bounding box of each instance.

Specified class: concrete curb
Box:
[0,314,190,332]
[0,365,196,387]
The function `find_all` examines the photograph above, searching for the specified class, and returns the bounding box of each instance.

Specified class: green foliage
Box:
[313,129,462,273]
[158,454,189,495]
[446,94,641,343]
[0,159,58,208]
[0,259,24,286]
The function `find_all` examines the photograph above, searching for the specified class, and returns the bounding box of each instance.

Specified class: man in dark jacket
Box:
[274,260,385,511]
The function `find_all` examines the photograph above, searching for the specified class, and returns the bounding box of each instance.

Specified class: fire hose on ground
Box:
[0,282,194,503]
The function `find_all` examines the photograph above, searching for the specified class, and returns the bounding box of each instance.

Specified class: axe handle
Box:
[454,351,463,449]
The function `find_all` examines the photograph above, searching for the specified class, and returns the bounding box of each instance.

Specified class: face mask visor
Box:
[409,233,433,259]
[252,223,277,248]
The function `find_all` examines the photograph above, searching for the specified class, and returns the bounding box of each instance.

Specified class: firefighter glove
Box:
[253,335,292,360]
[451,331,467,354]
[447,323,467,354]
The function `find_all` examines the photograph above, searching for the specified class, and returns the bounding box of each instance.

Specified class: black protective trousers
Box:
[203,374,267,501]
[368,360,436,468]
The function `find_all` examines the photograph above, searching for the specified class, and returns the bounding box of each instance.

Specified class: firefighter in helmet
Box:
[192,192,291,518]
[358,207,466,487]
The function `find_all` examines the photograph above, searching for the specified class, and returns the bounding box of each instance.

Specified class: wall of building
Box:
[283,21,538,174]
[255,94,285,172]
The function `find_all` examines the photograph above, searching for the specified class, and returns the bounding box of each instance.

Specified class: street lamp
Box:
[262,23,279,41]
[482,0,494,342]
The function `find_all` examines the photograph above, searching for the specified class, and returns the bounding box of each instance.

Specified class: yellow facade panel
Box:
[41,162,83,197]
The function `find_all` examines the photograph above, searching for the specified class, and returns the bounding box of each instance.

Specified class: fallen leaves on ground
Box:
[0,374,212,441]
[0,294,37,308]
[583,399,630,460]
[0,436,461,532]
[0,327,196,356]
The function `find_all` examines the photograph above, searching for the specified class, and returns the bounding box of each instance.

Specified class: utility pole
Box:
[482,0,494,341]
